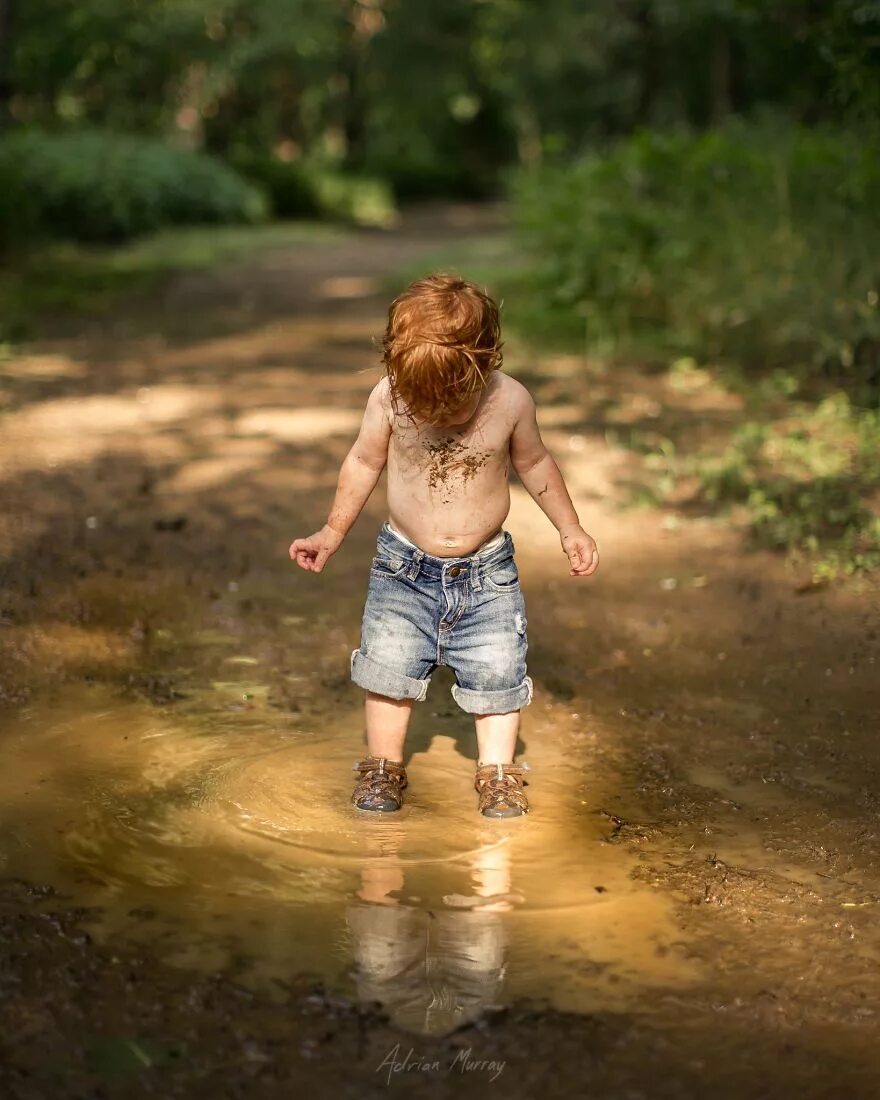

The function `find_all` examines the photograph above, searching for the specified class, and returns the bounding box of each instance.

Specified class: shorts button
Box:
[448,566,461,577]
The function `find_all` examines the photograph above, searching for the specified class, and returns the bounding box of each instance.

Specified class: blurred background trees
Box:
[3,0,878,208]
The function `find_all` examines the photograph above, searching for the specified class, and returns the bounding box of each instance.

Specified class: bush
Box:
[229,154,321,219]
[371,158,497,201]
[306,168,396,228]
[232,153,396,227]
[512,122,880,402]
[0,129,268,244]
[0,155,39,253]
[695,394,880,576]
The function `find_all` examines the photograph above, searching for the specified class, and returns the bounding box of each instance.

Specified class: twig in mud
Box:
[596,809,626,835]
[816,870,862,889]
[595,808,661,843]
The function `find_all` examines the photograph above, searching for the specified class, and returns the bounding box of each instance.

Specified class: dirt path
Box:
[1,206,879,1098]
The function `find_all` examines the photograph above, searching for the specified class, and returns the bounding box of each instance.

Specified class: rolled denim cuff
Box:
[450,675,533,715]
[350,649,430,702]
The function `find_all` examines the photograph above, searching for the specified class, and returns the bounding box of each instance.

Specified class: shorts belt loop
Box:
[471,558,482,592]
[408,549,424,581]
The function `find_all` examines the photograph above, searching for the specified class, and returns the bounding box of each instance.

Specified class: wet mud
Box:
[424,437,490,500]
[0,204,879,1097]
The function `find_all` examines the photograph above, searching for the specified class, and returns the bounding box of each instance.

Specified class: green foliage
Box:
[513,123,880,400]
[540,121,880,583]
[815,0,880,122]
[0,155,39,253]
[305,168,396,228]
[231,152,396,226]
[694,394,879,577]
[355,0,515,197]
[0,129,267,244]
[10,0,875,205]
[230,154,321,219]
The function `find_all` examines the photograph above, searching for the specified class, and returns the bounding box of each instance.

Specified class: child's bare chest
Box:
[389,419,512,497]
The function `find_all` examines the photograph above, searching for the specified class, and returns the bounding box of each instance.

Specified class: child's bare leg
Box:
[365,692,413,761]
[351,693,413,812]
[474,711,528,817]
[474,711,520,765]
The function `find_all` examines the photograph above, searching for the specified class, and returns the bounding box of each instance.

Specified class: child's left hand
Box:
[289,524,344,573]
[560,525,599,577]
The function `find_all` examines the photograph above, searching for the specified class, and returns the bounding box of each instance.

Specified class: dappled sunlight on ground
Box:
[0,352,90,381]
[318,275,380,299]
[233,406,363,443]
[0,385,213,472]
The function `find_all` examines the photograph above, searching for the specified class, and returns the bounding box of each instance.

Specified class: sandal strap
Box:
[352,755,407,790]
[474,762,528,790]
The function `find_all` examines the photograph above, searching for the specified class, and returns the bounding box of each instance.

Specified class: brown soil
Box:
[0,204,878,1098]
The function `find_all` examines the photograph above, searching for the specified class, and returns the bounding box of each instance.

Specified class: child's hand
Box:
[560,525,599,577]
[289,525,344,573]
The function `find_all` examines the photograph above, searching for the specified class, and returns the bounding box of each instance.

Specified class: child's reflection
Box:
[346,837,513,1035]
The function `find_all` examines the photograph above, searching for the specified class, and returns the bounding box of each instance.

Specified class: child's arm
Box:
[510,389,599,577]
[289,382,391,573]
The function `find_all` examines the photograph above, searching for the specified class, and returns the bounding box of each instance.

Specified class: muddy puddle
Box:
[0,679,701,1036]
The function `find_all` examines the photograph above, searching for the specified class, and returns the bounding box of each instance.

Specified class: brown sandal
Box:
[352,755,407,812]
[475,763,530,818]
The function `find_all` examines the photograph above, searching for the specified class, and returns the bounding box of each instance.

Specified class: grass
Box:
[0,221,344,341]
[693,393,880,581]
[623,369,880,583]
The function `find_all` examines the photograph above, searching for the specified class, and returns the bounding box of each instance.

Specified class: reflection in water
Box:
[0,684,707,1034]
[348,838,510,1034]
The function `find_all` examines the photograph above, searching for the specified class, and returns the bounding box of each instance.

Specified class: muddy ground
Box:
[0,205,879,1099]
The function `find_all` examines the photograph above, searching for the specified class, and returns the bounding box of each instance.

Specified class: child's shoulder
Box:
[370,375,392,402]
[367,375,394,419]
[492,370,534,415]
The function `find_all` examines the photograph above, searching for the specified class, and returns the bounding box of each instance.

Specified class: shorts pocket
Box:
[370,554,408,578]
[482,559,520,592]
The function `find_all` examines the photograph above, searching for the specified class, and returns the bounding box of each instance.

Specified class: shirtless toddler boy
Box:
[289,275,598,818]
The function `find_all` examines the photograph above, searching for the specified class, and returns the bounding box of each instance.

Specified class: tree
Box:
[0,0,14,129]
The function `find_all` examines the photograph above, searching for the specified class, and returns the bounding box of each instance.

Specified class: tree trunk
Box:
[710,23,733,124]
[634,0,661,127]
[514,104,542,168]
[0,0,14,130]
[341,50,364,167]
[341,1,383,170]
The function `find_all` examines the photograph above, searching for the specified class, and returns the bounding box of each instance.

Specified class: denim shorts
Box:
[351,522,532,715]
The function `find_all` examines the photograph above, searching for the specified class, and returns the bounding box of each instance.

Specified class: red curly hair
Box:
[381,273,503,424]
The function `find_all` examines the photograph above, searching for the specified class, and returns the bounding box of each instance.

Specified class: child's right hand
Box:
[288,525,344,573]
